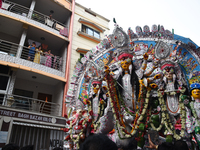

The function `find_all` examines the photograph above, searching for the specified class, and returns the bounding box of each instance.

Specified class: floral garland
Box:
[85,92,106,132]
[116,82,135,117]
[106,73,126,128]
[190,101,200,126]
[149,96,164,131]
[104,67,153,139]
[130,88,151,136]
[136,108,150,141]
[115,77,147,135]
[93,99,105,131]
[157,90,175,136]
[105,73,130,138]
[156,87,186,140]
[106,73,151,138]
[69,119,87,149]
[111,86,150,139]
[131,81,146,133]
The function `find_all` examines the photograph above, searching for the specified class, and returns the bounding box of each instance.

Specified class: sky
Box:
[76,0,200,47]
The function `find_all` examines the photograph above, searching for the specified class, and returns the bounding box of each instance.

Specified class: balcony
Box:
[0,0,70,39]
[0,39,65,78]
[0,94,60,116]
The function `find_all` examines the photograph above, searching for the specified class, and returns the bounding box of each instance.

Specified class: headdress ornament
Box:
[76,100,84,110]
[92,77,102,85]
[190,83,200,91]
[161,61,175,70]
[118,53,133,60]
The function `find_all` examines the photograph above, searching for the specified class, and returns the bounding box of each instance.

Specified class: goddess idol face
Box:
[163,67,174,81]
[165,71,173,81]
[192,89,200,100]
[190,83,200,100]
[120,58,131,71]
[92,80,102,94]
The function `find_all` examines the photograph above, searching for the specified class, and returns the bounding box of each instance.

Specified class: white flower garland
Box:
[190,101,200,126]
[156,87,186,140]
[93,101,105,131]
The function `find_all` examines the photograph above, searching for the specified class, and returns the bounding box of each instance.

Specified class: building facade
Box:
[69,2,110,79]
[0,0,75,149]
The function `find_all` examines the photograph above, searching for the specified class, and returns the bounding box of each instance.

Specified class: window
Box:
[0,65,9,74]
[0,94,5,105]
[81,25,100,39]
[0,75,9,91]
[80,53,84,59]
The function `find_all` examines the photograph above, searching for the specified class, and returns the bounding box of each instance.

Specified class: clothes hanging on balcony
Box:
[60,27,68,37]
[40,55,46,65]
[45,54,52,67]
[59,57,62,71]
[53,56,60,69]
[0,0,2,9]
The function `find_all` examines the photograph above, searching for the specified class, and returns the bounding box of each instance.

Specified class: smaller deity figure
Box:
[89,78,102,120]
[87,76,109,130]
[161,62,181,117]
[190,83,200,147]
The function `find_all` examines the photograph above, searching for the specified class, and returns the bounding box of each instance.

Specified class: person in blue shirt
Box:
[28,42,36,61]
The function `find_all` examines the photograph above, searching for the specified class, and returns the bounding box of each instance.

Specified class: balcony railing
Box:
[0,39,64,71]
[1,1,68,32]
[0,94,61,116]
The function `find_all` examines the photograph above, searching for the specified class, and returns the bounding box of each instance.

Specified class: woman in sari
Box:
[44,50,54,67]
[33,46,43,63]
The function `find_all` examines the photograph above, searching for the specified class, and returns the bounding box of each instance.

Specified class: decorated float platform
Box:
[63,23,200,150]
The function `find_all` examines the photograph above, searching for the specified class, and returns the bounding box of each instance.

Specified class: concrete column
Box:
[7,68,17,95]
[27,0,36,18]
[16,24,28,58]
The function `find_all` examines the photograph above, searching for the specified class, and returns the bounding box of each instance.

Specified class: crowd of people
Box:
[2,144,63,150]
[4,133,190,150]
[27,42,60,70]
[79,133,190,150]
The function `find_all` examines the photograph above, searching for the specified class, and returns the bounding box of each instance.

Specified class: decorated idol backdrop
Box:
[63,24,200,150]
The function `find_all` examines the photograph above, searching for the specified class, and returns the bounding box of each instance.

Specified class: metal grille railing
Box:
[0,39,18,56]
[5,1,29,16]
[0,39,64,71]
[10,125,64,150]
[1,1,68,32]
[0,94,61,116]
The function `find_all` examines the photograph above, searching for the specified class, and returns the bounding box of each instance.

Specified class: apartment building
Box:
[0,0,74,149]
